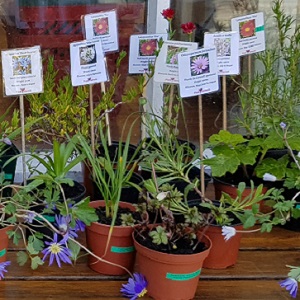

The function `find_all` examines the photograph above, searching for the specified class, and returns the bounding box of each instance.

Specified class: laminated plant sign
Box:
[154,40,198,84]
[128,33,168,74]
[177,47,219,98]
[83,10,119,53]
[1,46,43,96]
[70,38,108,87]
[231,12,265,56]
[203,31,240,75]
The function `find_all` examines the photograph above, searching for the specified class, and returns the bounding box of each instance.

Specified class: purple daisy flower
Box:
[191,56,209,75]
[55,214,78,239]
[280,277,298,298]
[121,273,148,300]
[42,233,72,268]
[0,261,10,279]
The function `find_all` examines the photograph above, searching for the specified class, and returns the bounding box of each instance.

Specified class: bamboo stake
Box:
[141,73,147,142]
[222,75,227,130]
[248,55,252,87]
[89,84,95,157]
[100,82,112,145]
[167,84,175,130]
[198,95,205,198]
[19,95,26,185]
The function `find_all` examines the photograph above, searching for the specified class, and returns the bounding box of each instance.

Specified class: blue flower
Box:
[42,233,72,268]
[121,273,148,300]
[74,219,86,232]
[222,226,236,241]
[280,277,298,298]
[0,261,10,279]
[55,214,78,239]
[280,122,287,129]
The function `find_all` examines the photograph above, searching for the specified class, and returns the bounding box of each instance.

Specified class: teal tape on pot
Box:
[296,204,300,209]
[166,269,201,281]
[4,174,13,180]
[35,215,55,223]
[0,249,6,258]
[111,246,135,254]
[255,26,264,32]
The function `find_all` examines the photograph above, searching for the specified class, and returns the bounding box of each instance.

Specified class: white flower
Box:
[222,226,236,241]
[263,173,277,182]
[203,148,215,159]
[156,191,169,201]
[2,138,12,146]
[297,152,300,158]
[80,46,96,63]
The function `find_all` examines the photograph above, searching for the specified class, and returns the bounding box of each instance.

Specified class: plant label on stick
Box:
[83,10,119,53]
[70,38,108,87]
[1,46,43,96]
[203,31,240,75]
[177,47,219,98]
[129,33,168,74]
[154,40,198,84]
[231,12,265,56]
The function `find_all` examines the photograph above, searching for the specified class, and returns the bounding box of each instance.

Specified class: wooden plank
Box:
[4,250,297,280]
[0,280,292,300]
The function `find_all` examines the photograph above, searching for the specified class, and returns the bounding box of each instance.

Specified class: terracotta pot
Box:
[202,224,243,269]
[133,232,211,300]
[86,200,136,275]
[0,226,12,263]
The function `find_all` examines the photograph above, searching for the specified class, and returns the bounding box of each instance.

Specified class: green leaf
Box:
[17,251,29,266]
[31,256,44,270]
[73,198,98,226]
[68,239,81,261]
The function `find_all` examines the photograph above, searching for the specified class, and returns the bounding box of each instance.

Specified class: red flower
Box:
[94,17,109,35]
[240,19,255,38]
[181,22,196,35]
[161,8,175,21]
[140,40,157,56]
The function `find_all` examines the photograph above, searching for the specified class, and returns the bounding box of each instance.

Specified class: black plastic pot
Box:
[141,166,211,201]
[92,172,143,204]
[27,180,86,241]
[0,143,20,196]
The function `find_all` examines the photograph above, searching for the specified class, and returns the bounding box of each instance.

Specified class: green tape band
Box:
[4,174,13,180]
[166,269,201,281]
[111,246,135,254]
[0,249,6,258]
[255,26,264,32]
[35,215,55,223]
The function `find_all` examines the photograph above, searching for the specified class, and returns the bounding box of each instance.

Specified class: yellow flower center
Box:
[98,24,103,30]
[50,244,61,254]
[138,288,147,298]
[146,45,151,50]
[245,27,250,32]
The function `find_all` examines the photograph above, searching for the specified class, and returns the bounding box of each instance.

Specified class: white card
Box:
[231,12,265,56]
[83,10,119,53]
[129,34,168,74]
[1,46,43,96]
[178,47,219,98]
[204,31,240,75]
[154,40,198,84]
[70,38,108,87]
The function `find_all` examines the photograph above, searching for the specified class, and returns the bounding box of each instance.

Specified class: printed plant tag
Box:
[204,31,240,75]
[70,38,108,87]
[83,10,119,53]
[178,47,219,98]
[129,34,168,74]
[1,46,43,96]
[154,40,198,84]
[231,12,265,56]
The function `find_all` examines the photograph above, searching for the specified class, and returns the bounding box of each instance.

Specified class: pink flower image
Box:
[190,55,209,76]
[239,19,256,38]
[93,17,109,36]
[139,39,157,56]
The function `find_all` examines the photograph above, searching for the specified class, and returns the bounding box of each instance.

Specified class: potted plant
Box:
[130,177,211,300]
[73,119,143,275]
